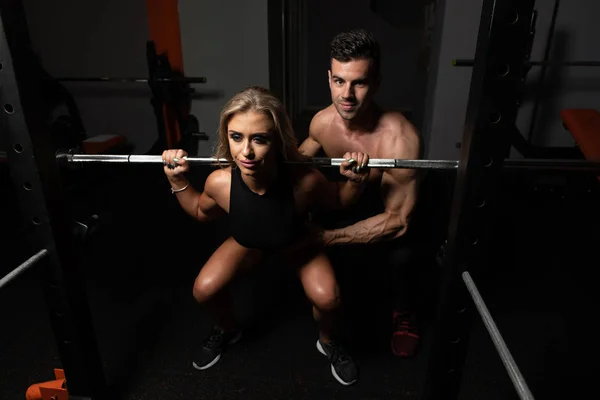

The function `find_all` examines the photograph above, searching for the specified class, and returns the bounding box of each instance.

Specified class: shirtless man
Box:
[299,29,422,357]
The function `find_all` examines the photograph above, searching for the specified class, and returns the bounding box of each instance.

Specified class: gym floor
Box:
[1,166,598,399]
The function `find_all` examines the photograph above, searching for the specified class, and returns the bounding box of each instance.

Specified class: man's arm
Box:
[322,168,418,245]
[318,176,368,210]
[299,113,324,156]
[305,162,369,211]
[322,119,421,246]
[299,136,322,157]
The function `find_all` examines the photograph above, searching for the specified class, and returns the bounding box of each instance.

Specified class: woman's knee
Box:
[192,276,220,303]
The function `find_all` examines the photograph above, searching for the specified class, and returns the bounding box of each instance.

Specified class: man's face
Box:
[328,58,379,121]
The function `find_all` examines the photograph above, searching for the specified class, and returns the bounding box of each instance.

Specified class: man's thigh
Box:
[326,238,415,278]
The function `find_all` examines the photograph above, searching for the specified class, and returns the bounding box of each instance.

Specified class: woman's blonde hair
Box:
[214,86,305,163]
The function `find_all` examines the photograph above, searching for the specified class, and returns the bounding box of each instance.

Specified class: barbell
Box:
[2,151,599,172]
[53,152,600,172]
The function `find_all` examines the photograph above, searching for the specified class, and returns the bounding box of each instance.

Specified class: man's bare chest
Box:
[320,134,382,158]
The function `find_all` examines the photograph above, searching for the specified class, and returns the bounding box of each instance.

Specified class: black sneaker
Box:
[316,339,358,386]
[192,326,242,370]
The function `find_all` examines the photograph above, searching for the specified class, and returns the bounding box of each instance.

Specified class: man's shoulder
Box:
[309,105,336,136]
[312,104,336,121]
[379,110,420,156]
[381,110,418,136]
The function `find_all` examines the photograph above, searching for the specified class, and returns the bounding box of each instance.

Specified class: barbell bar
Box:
[452,59,600,67]
[55,153,460,170]
[53,152,600,172]
[2,151,599,172]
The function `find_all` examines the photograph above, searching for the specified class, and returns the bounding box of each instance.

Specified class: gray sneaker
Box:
[316,339,359,385]
[192,326,242,370]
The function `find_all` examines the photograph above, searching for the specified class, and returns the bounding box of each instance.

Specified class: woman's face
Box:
[227,110,278,175]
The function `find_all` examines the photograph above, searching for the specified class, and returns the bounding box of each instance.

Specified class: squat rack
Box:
[423,0,538,399]
[0,0,107,399]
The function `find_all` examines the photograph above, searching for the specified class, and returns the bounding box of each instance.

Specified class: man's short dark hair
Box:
[330,29,380,76]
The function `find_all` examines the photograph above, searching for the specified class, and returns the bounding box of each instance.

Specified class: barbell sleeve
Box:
[288,157,460,169]
[56,153,228,165]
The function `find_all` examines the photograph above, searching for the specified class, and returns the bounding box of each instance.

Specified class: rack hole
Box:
[498,63,510,77]
[490,112,502,124]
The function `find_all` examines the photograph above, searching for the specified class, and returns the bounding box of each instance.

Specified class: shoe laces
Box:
[204,328,225,349]
[326,341,350,365]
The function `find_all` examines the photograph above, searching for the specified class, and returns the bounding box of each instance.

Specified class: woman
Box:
[162,86,369,386]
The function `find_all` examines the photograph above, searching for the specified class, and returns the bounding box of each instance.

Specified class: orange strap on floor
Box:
[146,0,184,148]
[26,369,67,400]
[560,109,600,161]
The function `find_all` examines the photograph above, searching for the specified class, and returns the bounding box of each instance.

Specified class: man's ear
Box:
[328,69,332,83]
[366,74,380,98]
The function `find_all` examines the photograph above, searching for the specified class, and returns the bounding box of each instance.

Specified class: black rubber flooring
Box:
[1,166,598,399]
